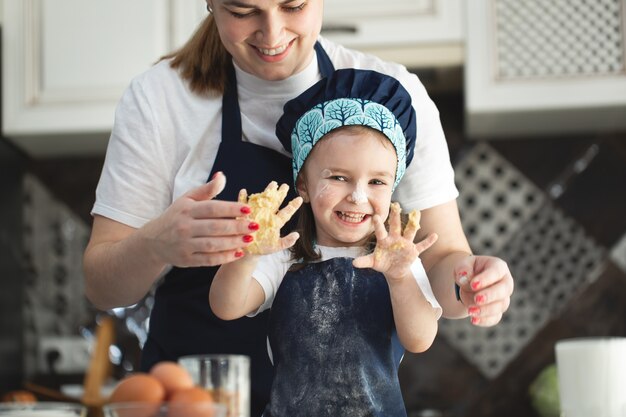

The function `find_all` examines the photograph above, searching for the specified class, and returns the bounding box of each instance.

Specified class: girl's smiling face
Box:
[208,0,323,81]
[297,127,398,247]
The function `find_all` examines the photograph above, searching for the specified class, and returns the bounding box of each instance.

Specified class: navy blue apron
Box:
[265,257,406,417]
[141,43,335,417]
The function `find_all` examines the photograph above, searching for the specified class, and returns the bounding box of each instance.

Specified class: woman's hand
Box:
[454,255,514,327]
[353,203,438,280]
[141,172,261,267]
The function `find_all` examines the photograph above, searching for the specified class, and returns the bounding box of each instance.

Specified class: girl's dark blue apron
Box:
[141,43,335,417]
[265,257,406,417]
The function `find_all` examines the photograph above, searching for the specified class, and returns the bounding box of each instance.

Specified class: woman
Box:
[83,1,514,415]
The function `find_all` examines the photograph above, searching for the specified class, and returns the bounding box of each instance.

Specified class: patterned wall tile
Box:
[22,174,93,376]
[455,142,546,255]
[610,232,626,273]
[441,144,608,378]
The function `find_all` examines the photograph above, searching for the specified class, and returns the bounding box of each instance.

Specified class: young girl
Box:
[210,69,441,417]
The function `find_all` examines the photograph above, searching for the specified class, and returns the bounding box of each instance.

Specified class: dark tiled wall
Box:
[0,139,27,392]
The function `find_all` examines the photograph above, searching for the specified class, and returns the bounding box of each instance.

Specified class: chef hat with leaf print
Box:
[276,68,416,191]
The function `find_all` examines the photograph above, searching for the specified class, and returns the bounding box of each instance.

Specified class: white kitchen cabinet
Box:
[323,0,465,68]
[2,0,206,156]
[465,0,626,139]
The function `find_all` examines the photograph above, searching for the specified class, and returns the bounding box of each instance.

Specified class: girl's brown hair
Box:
[160,15,231,96]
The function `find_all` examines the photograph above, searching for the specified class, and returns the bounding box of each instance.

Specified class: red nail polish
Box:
[471,280,481,290]
[234,250,244,258]
[475,294,486,305]
[468,306,480,316]
[248,222,259,231]
[243,235,254,243]
[471,316,480,325]
[240,206,251,214]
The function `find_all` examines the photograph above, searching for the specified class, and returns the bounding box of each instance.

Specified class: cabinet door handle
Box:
[321,24,358,34]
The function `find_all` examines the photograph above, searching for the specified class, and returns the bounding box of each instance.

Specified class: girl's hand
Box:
[454,255,514,327]
[353,203,438,281]
[142,172,260,267]
[238,182,302,255]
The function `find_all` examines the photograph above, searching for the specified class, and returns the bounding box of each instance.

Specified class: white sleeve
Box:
[246,250,293,317]
[92,74,176,228]
[410,259,443,320]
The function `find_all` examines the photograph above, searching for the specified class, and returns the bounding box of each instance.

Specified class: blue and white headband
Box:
[276,69,416,191]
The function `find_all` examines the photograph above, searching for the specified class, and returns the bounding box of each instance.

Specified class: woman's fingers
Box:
[191,218,259,237]
[238,188,248,205]
[187,248,248,267]
[189,199,251,219]
[467,296,510,326]
[186,171,227,201]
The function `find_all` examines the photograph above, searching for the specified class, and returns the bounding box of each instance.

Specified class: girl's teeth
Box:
[338,212,366,223]
[258,44,287,56]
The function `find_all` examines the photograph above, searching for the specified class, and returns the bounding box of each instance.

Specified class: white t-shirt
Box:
[250,246,442,319]
[92,36,458,227]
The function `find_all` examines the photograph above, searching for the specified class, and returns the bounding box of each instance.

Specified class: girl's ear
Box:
[296,176,310,203]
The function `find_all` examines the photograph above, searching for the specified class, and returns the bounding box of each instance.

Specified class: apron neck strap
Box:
[222,42,335,143]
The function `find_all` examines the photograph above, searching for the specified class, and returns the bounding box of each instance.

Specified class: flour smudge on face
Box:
[350,185,368,204]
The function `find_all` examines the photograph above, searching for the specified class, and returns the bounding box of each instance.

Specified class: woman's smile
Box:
[251,39,295,62]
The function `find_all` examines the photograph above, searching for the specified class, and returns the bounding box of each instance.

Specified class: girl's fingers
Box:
[353,254,375,269]
[413,233,438,255]
[265,181,278,193]
[279,232,300,250]
[277,183,289,205]
[388,204,402,236]
[277,197,303,226]
[403,210,421,241]
[372,214,388,241]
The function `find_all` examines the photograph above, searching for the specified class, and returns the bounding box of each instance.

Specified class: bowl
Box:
[0,402,86,416]
[102,402,227,417]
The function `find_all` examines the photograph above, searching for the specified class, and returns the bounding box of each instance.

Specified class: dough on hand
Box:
[239,182,289,254]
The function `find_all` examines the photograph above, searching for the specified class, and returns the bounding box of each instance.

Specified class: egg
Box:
[150,361,195,399]
[108,373,166,404]
[167,387,216,417]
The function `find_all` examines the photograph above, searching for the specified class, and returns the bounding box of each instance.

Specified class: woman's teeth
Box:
[258,44,288,56]
[337,212,367,223]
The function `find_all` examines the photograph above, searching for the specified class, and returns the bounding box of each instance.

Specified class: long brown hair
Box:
[160,15,231,96]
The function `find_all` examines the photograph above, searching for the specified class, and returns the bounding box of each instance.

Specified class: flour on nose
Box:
[351,186,368,204]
